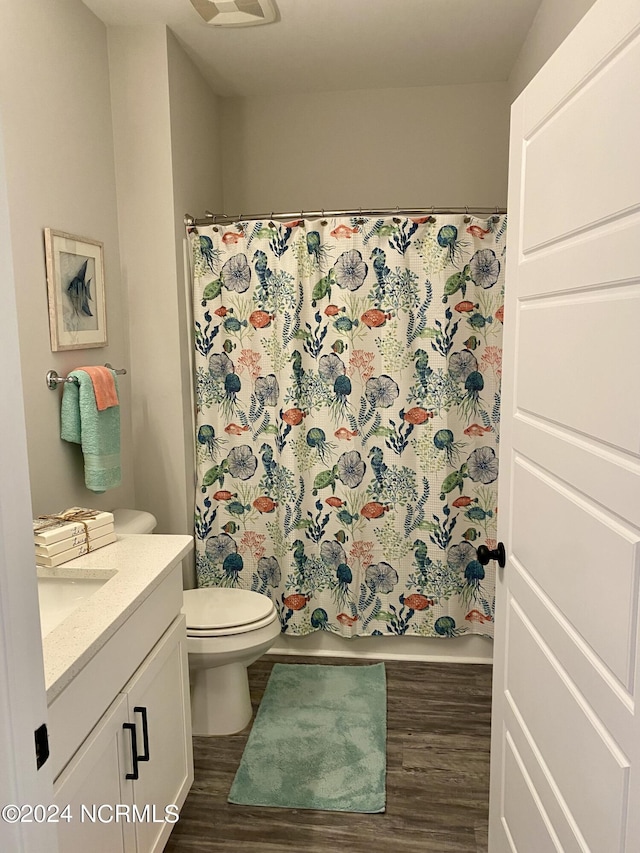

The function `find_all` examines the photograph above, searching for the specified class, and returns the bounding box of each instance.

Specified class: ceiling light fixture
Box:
[189,0,278,27]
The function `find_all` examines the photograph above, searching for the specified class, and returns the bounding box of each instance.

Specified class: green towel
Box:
[61,369,121,493]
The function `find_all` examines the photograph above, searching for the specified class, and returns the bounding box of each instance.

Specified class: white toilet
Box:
[183,587,280,736]
[112,510,281,736]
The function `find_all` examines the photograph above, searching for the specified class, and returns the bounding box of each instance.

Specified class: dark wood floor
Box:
[166,655,493,853]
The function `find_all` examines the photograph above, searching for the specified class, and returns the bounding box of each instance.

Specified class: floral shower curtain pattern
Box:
[190,214,506,639]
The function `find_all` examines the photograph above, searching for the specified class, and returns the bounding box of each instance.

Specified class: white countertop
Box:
[40,534,193,702]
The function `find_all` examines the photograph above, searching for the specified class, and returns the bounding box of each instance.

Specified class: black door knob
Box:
[476,542,506,568]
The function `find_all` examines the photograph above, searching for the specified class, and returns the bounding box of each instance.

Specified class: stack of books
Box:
[33,507,116,568]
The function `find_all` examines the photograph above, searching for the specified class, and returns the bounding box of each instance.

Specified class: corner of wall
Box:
[508,0,598,101]
[165,29,225,584]
[108,23,224,559]
[108,23,191,536]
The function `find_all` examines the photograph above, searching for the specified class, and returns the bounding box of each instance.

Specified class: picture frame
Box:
[44,228,107,351]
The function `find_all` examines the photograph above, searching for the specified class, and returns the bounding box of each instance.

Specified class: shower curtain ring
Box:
[464,206,471,224]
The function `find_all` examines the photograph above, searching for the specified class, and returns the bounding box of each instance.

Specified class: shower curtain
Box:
[190,213,506,639]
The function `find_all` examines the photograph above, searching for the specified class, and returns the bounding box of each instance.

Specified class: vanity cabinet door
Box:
[54,694,136,853]
[124,616,193,853]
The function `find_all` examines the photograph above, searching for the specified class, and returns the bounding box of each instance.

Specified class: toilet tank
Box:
[112,509,157,534]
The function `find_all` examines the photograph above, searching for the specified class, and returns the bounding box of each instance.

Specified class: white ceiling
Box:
[83,0,544,97]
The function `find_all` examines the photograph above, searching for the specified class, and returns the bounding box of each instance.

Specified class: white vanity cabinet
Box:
[44,542,194,853]
[54,694,136,853]
[124,617,192,853]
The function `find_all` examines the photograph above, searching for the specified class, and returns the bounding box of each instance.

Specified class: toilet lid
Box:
[183,588,275,630]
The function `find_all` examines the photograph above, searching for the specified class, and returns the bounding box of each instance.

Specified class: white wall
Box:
[167,29,224,221]
[0,0,135,516]
[167,28,224,586]
[220,82,511,214]
[109,26,222,586]
[509,0,597,99]
[109,24,190,543]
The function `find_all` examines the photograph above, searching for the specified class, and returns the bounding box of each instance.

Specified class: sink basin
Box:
[37,576,111,637]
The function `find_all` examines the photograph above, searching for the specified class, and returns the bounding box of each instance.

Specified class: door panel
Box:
[517,217,640,300]
[522,35,640,250]
[489,0,640,849]
[516,290,640,453]
[506,601,630,853]
[502,733,561,853]
[512,456,639,686]
[503,696,591,853]
[508,561,635,740]
[512,415,640,526]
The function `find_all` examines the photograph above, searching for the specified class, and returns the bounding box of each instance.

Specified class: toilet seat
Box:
[186,610,278,637]
[183,587,277,637]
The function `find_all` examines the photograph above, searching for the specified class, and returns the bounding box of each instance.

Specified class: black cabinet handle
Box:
[123,722,139,780]
[477,542,506,568]
[134,706,150,762]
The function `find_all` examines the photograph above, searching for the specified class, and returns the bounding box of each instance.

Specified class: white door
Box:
[489,0,640,850]
[0,115,57,850]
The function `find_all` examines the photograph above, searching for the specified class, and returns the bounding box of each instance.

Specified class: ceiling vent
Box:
[190,0,278,26]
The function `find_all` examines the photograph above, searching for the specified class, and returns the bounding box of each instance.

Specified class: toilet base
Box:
[190,662,253,736]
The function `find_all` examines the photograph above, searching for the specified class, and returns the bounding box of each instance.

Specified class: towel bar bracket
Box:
[46,365,127,390]
[46,369,70,389]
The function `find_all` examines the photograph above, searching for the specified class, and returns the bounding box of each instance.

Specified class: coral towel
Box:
[77,365,119,411]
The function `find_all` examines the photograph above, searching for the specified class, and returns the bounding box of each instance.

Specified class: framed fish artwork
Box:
[44,229,107,351]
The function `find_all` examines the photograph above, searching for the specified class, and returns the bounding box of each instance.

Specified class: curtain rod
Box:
[184,206,507,227]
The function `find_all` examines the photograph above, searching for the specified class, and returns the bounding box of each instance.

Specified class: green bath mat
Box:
[228,662,386,813]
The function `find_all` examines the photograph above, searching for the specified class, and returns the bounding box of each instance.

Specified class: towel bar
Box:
[46,364,127,390]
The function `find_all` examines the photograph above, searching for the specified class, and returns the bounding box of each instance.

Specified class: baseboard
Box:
[268,631,493,664]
